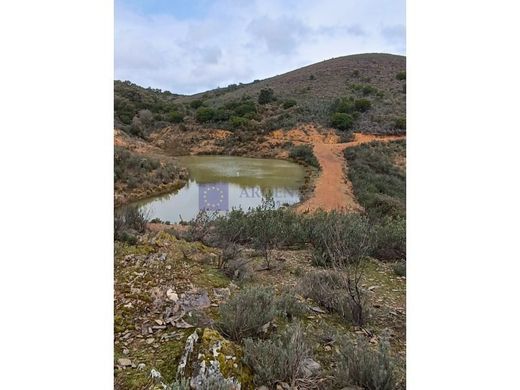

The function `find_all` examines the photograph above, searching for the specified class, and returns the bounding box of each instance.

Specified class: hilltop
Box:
[115,53,406,137]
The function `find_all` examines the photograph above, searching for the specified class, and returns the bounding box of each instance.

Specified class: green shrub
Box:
[299,270,369,324]
[233,100,257,116]
[114,206,147,241]
[334,335,398,390]
[190,99,204,109]
[396,71,406,81]
[213,108,231,122]
[332,97,355,114]
[276,292,307,320]
[229,115,250,129]
[331,112,354,130]
[168,111,184,123]
[217,287,277,341]
[372,217,406,260]
[244,323,311,387]
[354,98,372,112]
[288,144,319,168]
[258,88,275,104]
[344,140,406,219]
[394,116,406,130]
[307,211,371,267]
[282,99,297,109]
[195,107,215,123]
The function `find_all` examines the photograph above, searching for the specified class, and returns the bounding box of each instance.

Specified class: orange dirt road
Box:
[297,132,405,213]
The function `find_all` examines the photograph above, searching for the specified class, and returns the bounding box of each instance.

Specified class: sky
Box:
[115,0,405,95]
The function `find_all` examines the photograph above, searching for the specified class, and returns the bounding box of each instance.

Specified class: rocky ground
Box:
[114,227,405,389]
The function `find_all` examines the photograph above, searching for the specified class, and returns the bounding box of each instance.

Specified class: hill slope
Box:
[115,53,405,136]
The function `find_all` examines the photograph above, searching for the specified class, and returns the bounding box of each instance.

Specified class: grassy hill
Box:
[115,53,406,137]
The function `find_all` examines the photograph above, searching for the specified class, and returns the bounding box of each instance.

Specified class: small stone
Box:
[166,288,179,302]
[154,319,164,326]
[302,357,321,377]
[137,363,146,370]
[122,348,129,355]
[324,345,332,351]
[117,358,132,367]
[146,338,154,344]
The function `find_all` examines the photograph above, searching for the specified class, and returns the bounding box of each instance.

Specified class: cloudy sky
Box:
[115,0,405,95]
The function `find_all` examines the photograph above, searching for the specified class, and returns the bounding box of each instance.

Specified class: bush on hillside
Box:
[331,112,354,130]
[195,107,215,123]
[258,88,275,104]
[167,111,184,123]
[394,116,406,130]
[229,116,250,129]
[288,144,320,168]
[190,99,204,109]
[354,98,372,112]
[282,99,297,109]
[396,71,406,81]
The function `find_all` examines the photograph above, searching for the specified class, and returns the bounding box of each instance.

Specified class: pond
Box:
[130,155,306,223]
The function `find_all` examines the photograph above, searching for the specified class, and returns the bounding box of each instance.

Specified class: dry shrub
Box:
[217,287,276,341]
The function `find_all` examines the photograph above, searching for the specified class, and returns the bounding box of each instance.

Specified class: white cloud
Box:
[115,0,405,94]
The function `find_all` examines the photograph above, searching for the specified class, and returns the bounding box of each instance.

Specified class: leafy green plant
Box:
[195,107,215,123]
[396,71,406,81]
[331,112,354,130]
[258,88,275,104]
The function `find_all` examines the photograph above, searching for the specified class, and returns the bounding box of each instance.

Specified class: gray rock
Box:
[117,358,132,367]
[179,289,211,312]
[301,357,321,377]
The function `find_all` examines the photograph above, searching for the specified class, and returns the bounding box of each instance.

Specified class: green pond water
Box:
[131,155,306,223]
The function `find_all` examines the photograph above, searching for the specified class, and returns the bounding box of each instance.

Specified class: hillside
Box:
[115,53,406,137]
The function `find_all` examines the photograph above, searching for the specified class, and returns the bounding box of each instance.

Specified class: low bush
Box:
[244,323,311,388]
[394,116,406,130]
[222,258,253,283]
[344,140,406,219]
[229,115,250,129]
[217,287,277,341]
[372,217,406,261]
[282,99,297,109]
[114,206,147,241]
[276,292,307,321]
[190,99,204,109]
[167,111,184,123]
[195,107,215,123]
[299,270,369,324]
[396,71,406,81]
[288,144,320,168]
[334,335,398,390]
[331,112,354,130]
[354,98,372,112]
[258,88,275,104]
[307,211,371,267]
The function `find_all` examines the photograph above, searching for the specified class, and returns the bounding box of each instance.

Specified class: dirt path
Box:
[295,130,405,213]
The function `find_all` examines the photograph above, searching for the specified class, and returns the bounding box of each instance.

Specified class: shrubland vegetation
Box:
[114,196,405,388]
[114,146,183,192]
[344,140,406,219]
[288,144,320,168]
[115,54,405,138]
